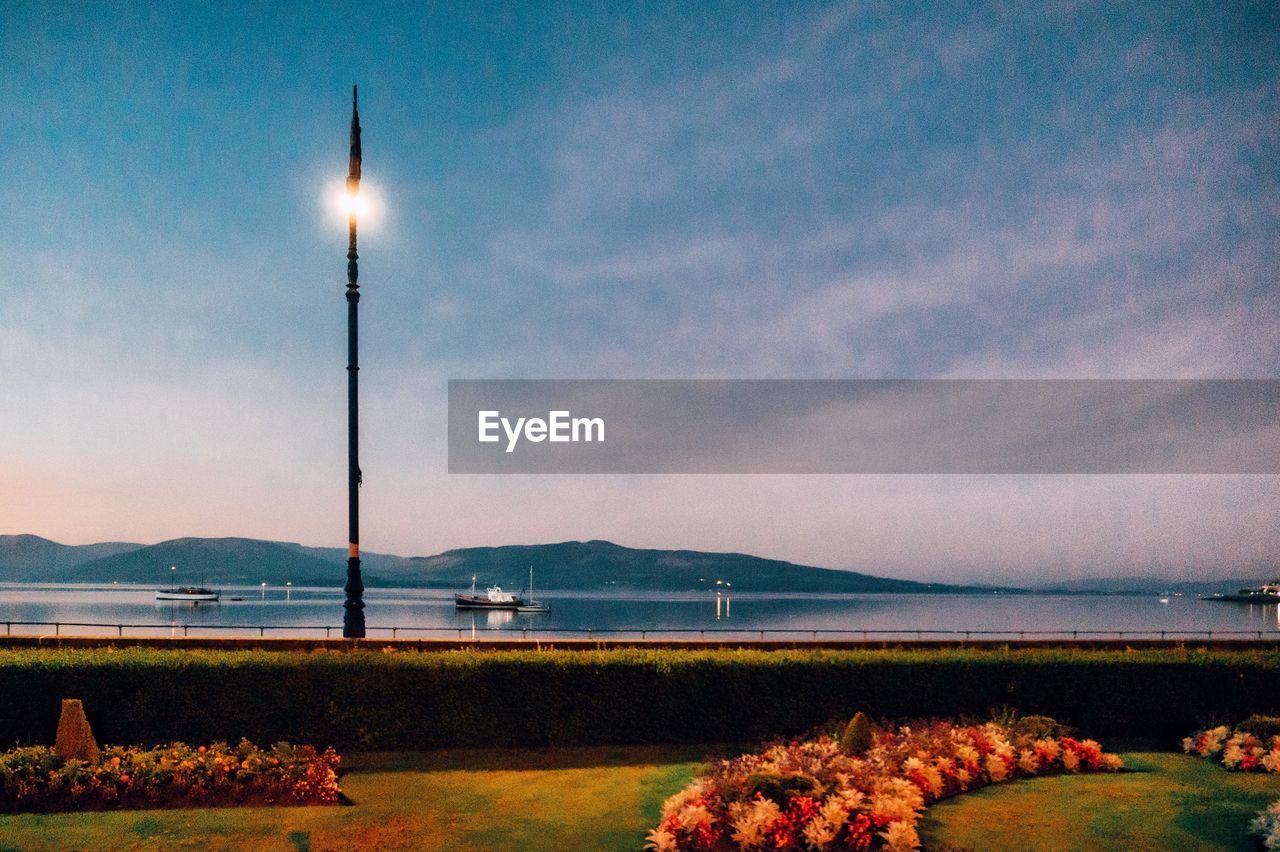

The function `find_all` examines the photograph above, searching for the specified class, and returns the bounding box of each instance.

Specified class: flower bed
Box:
[647,717,1123,850]
[1182,723,1280,773]
[1254,799,1280,849]
[0,739,341,812]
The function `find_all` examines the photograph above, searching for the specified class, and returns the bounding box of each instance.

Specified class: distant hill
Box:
[387,540,980,593]
[69,538,343,586]
[0,535,990,593]
[0,535,143,582]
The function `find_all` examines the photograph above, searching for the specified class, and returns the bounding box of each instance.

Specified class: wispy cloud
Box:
[2,2,1276,578]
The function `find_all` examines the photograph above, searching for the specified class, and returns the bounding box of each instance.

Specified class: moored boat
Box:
[516,565,550,613]
[455,576,523,609]
[1204,580,1280,603]
[155,586,220,602]
[155,564,220,601]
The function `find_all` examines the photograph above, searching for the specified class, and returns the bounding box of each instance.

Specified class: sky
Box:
[1,1,1277,583]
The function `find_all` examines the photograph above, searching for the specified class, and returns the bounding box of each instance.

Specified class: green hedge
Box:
[0,647,1277,749]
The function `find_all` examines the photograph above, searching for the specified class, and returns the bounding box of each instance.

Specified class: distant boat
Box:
[155,564,219,602]
[517,565,550,613]
[1204,580,1280,604]
[155,586,219,602]
[455,576,522,610]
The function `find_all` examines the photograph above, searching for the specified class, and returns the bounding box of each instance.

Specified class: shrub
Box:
[1252,799,1280,850]
[1239,714,1280,742]
[1183,722,1280,773]
[0,739,341,813]
[840,712,873,756]
[54,699,98,762]
[646,717,1123,850]
[0,647,1278,749]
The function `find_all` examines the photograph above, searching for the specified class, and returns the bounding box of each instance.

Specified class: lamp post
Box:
[342,86,366,638]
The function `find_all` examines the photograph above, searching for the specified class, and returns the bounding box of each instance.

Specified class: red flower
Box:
[843,813,874,850]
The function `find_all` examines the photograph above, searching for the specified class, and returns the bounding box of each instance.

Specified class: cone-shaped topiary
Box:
[840,711,873,756]
[54,698,99,762]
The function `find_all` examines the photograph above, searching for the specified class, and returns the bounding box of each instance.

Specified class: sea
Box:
[0,584,1277,640]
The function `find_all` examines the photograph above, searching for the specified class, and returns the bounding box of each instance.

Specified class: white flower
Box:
[644,827,678,851]
[678,803,713,830]
[880,819,922,851]
[730,797,780,848]
[802,814,839,848]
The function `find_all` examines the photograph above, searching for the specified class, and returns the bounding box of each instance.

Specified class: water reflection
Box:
[1,584,1278,638]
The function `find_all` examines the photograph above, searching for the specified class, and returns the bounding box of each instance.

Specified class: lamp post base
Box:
[343,556,365,638]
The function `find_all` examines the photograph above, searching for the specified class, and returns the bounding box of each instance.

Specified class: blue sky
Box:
[2,1,1277,581]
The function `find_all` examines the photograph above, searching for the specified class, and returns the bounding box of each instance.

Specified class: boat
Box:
[155,564,220,602]
[455,576,522,610]
[1204,580,1280,603]
[155,586,220,602]
[516,565,550,613]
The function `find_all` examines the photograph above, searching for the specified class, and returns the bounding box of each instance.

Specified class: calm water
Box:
[0,584,1277,639]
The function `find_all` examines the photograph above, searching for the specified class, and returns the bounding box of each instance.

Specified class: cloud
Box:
[3,2,1277,580]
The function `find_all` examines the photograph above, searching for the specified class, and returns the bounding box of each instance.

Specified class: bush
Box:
[1183,722,1280,772]
[840,712,873,755]
[0,647,1278,750]
[54,699,98,762]
[0,739,341,812]
[1239,714,1280,742]
[646,717,1123,850]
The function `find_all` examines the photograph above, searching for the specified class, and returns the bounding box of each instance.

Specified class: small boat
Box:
[517,566,550,613]
[155,564,219,602]
[1204,580,1280,603]
[455,576,522,610]
[155,586,220,602]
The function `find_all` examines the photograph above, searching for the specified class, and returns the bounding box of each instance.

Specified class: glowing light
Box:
[327,181,379,225]
[339,191,369,218]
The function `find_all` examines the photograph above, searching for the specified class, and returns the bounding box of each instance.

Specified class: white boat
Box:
[517,566,550,613]
[155,586,220,602]
[155,564,219,601]
[455,576,522,609]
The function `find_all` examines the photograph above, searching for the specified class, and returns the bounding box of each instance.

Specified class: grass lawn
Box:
[920,751,1280,851]
[2,748,1278,851]
[0,746,712,851]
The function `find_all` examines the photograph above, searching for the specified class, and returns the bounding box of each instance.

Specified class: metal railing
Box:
[1,620,1278,641]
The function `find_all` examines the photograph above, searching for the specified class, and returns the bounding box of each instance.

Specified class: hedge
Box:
[0,647,1278,749]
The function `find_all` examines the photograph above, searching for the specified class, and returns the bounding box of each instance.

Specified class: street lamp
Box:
[342,86,366,639]
[286,581,292,601]
[261,581,267,601]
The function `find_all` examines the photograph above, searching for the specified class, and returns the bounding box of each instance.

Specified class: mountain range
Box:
[2,535,1268,595]
[1,534,983,593]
